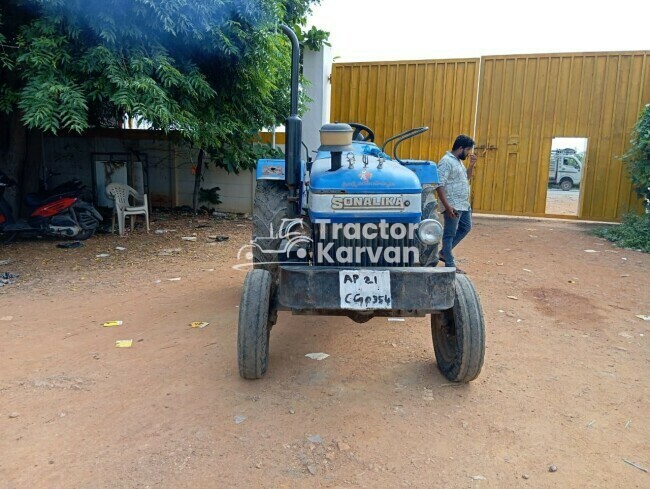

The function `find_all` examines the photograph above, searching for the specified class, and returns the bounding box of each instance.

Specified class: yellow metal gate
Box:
[331,59,479,164]
[331,51,650,221]
[472,51,650,221]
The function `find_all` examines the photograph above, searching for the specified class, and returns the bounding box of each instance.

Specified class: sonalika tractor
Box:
[237,25,485,383]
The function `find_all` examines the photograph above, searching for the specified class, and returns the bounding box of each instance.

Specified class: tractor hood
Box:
[307,145,423,223]
[310,151,421,195]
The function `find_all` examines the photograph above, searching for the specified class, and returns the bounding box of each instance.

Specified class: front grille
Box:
[312,222,416,267]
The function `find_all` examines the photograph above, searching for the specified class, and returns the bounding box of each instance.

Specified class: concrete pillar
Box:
[302,45,333,160]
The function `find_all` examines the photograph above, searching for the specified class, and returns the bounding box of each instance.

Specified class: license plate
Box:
[339,270,392,310]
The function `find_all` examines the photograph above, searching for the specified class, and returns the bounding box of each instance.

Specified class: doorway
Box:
[545,137,588,216]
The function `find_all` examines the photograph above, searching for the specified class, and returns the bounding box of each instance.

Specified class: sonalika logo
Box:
[331,195,410,210]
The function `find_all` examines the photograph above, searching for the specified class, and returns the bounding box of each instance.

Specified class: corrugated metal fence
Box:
[331,51,650,221]
[331,59,479,167]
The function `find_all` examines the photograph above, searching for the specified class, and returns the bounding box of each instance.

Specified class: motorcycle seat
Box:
[25,190,79,208]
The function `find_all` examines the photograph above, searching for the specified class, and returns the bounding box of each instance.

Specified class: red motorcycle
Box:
[0,170,102,242]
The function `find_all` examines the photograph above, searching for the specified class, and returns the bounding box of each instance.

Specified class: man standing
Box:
[436,135,477,274]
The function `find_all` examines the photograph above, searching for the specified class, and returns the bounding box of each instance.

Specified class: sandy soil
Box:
[0,214,648,488]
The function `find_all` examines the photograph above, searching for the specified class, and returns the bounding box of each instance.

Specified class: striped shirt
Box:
[437,151,470,211]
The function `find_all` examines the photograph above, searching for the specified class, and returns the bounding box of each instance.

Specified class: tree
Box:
[0,0,328,212]
[593,104,650,252]
[623,104,650,210]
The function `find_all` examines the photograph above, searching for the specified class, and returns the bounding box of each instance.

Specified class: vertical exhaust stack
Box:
[280,25,302,217]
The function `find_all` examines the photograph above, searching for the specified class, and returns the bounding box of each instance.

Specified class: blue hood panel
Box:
[310,146,422,195]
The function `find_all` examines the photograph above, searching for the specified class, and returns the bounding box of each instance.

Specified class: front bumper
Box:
[277,265,455,313]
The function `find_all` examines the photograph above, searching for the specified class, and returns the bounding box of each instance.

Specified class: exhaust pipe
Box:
[280,24,302,216]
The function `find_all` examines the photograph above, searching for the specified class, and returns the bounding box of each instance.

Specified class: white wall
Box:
[43,133,176,208]
[172,145,255,213]
[45,135,256,213]
[302,46,333,157]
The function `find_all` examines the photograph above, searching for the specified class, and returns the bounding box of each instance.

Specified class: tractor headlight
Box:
[418,219,443,245]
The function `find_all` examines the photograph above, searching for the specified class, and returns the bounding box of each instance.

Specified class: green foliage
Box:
[199,186,222,205]
[295,25,330,51]
[592,107,650,252]
[0,0,327,171]
[0,15,14,70]
[285,1,330,59]
[592,213,650,253]
[623,104,650,205]
[207,139,284,174]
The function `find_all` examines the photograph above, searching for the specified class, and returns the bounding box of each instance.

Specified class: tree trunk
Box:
[192,147,205,214]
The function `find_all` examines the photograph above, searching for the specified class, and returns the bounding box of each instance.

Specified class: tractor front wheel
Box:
[237,269,273,379]
[431,274,485,382]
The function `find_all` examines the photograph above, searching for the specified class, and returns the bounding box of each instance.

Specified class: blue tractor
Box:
[238,26,485,383]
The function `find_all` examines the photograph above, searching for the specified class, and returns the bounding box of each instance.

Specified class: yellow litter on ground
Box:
[103,320,123,327]
[190,322,209,329]
[115,339,133,348]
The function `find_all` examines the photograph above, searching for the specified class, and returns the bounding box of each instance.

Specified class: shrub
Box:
[592,213,650,253]
[623,104,650,210]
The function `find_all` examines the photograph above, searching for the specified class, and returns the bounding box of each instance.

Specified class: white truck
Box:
[549,148,583,191]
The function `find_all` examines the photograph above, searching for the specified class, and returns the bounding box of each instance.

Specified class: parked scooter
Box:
[0,170,102,241]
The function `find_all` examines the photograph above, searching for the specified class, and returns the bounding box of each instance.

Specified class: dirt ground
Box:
[0,213,649,488]
[545,188,580,216]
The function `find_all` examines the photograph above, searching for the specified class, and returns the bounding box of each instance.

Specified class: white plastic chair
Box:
[105,183,150,236]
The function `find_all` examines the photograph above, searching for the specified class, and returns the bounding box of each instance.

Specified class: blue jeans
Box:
[441,208,472,268]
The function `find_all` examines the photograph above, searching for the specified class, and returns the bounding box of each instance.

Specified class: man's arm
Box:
[466,153,477,180]
[436,186,458,217]
[436,158,457,217]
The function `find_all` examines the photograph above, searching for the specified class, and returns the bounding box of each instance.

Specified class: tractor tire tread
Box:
[252,180,288,278]
[432,274,485,382]
[237,269,272,379]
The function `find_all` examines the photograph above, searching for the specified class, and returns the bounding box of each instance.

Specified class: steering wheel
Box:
[348,122,375,142]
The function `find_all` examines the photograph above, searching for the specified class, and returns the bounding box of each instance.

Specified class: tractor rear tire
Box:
[431,274,485,382]
[238,269,272,380]
[252,180,289,281]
